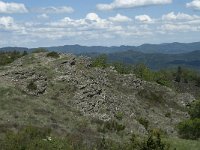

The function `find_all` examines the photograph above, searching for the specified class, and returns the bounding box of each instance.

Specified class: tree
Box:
[175,66,182,82]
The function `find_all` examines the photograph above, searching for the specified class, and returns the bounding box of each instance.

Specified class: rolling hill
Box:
[1,41,200,54]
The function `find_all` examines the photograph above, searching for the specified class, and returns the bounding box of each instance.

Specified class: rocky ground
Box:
[0,52,195,142]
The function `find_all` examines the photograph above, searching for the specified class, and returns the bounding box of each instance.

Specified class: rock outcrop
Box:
[0,52,195,139]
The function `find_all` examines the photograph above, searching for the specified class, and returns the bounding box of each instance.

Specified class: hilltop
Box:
[0,51,195,144]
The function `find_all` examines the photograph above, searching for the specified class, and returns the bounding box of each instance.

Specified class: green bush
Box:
[165,112,171,118]
[177,118,200,140]
[137,117,149,130]
[114,112,124,121]
[27,81,37,91]
[177,100,200,140]
[112,62,132,74]
[0,51,24,66]
[134,64,155,81]
[91,54,108,69]
[97,133,170,150]
[140,133,170,150]
[189,100,200,119]
[47,52,60,59]
[98,120,125,133]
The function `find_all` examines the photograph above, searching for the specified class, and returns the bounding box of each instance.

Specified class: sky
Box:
[0,0,200,47]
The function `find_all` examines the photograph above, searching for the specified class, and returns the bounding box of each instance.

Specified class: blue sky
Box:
[0,0,200,47]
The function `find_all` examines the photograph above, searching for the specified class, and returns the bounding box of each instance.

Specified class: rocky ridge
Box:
[0,52,195,140]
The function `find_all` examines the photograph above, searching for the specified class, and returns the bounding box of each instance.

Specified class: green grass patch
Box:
[164,138,200,150]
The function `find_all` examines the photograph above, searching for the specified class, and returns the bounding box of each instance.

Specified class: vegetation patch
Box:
[0,51,25,66]
[177,100,200,140]
[114,112,124,121]
[47,52,60,59]
[32,48,48,53]
[91,54,108,68]
[0,125,171,150]
[165,112,171,118]
[138,89,164,104]
[97,120,125,133]
[137,117,149,130]
[27,81,37,91]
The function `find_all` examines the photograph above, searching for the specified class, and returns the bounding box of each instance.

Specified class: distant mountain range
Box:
[0,47,29,52]
[1,42,200,70]
[1,41,200,54]
[105,50,200,70]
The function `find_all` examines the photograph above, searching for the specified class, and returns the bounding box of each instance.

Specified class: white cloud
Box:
[162,12,200,20]
[22,12,151,41]
[0,16,26,35]
[186,0,200,10]
[36,6,74,14]
[135,15,153,23]
[1,10,200,47]
[86,13,100,21]
[159,12,200,33]
[0,1,28,13]
[0,16,14,27]
[109,14,132,22]
[37,14,49,19]
[0,16,18,30]
[97,0,172,11]
[160,24,199,32]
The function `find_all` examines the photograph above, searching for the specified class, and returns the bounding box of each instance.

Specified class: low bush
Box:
[189,100,200,119]
[114,112,124,120]
[177,118,200,140]
[0,51,24,66]
[137,117,149,130]
[112,62,132,74]
[47,52,60,59]
[165,112,171,118]
[27,81,37,91]
[98,120,125,133]
[140,133,170,150]
[91,54,108,69]
[177,100,200,140]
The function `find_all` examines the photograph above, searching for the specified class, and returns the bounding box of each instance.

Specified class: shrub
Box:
[112,62,132,74]
[114,112,124,120]
[91,54,108,69]
[189,100,200,119]
[165,112,171,118]
[154,71,173,88]
[177,99,200,140]
[27,81,37,91]
[134,64,155,81]
[138,89,163,104]
[47,52,60,59]
[177,118,200,140]
[0,51,24,66]
[98,120,125,133]
[137,117,149,130]
[150,128,166,137]
[140,133,170,150]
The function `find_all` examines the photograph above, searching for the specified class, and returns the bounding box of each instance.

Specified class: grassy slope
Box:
[164,138,200,150]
